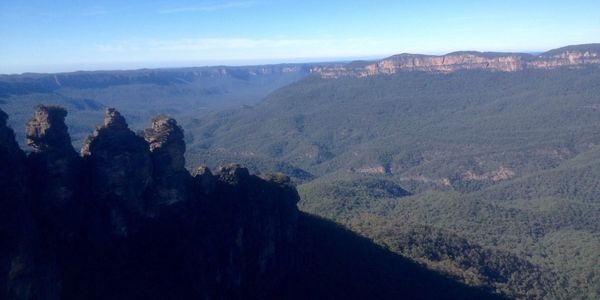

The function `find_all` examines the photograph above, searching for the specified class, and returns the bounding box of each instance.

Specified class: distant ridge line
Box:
[311,43,600,78]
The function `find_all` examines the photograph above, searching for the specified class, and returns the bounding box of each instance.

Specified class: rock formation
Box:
[1,108,61,300]
[82,108,153,232]
[26,105,74,153]
[25,105,79,209]
[312,44,600,78]
[0,106,500,300]
[143,115,188,205]
[192,165,216,195]
[0,106,301,299]
[0,109,27,203]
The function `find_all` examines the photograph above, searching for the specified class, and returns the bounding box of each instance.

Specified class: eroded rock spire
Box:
[25,105,79,208]
[25,105,75,153]
[144,115,188,205]
[81,108,153,233]
[103,107,128,129]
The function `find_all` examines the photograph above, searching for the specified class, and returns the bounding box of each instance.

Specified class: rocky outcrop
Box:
[215,163,251,184]
[0,106,301,299]
[26,105,74,153]
[82,108,153,229]
[312,43,600,78]
[143,115,188,205]
[25,105,79,209]
[0,108,61,300]
[461,166,516,182]
[192,165,217,195]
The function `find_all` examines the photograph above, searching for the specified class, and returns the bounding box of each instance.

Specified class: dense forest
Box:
[182,67,600,298]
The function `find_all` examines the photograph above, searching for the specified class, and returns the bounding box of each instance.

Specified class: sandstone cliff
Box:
[312,43,600,78]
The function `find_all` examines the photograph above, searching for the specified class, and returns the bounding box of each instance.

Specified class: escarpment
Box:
[312,43,600,78]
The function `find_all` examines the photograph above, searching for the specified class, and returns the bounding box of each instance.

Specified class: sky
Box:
[1,0,599,74]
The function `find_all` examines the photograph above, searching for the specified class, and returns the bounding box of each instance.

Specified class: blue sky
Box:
[1,0,599,74]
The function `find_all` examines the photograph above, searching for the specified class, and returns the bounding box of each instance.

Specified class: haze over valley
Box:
[1,1,600,299]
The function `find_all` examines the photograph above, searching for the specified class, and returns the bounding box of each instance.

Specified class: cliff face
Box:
[312,44,600,78]
[0,106,300,299]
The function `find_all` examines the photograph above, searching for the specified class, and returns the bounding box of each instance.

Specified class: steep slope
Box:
[0,106,500,299]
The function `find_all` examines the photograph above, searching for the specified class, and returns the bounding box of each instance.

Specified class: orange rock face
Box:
[312,47,600,78]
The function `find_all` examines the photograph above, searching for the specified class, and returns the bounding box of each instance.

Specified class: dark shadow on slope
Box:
[53,212,507,300]
[275,213,507,300]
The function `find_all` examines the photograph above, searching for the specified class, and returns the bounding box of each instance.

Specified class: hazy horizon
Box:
[0,54,387,75]
[1,0,600,74]
[1,46,595,76]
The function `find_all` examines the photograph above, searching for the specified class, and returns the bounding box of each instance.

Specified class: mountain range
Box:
[180,44,600,298]
[311,44,600,78]
[1,43,600,299]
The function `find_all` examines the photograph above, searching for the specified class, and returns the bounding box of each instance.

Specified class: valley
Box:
[181,44,600,298]
[2,44,600,299]
[0,64,313,147]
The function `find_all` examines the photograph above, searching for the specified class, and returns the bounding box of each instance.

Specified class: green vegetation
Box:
[186,67,600,298]
[185,68,600,181]
[298,174,599,298]
[285,213,506,299]
[3,64,600,298]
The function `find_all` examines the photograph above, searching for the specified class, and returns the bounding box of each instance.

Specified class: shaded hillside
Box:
[281,213,504,300]
[0,106,500,299]
[297,171,600,298]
